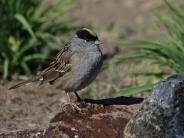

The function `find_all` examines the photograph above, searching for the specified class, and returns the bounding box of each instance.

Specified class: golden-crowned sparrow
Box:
[9,28,103,110]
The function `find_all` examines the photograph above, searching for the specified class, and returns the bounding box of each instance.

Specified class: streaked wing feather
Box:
[39,43,72,83]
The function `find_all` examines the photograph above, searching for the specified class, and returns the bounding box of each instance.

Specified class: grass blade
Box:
[3,59,9,79]
[15,13,36,39]
[116,84,154,96]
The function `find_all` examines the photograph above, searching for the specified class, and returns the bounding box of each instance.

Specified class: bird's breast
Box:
[56,50,103,92]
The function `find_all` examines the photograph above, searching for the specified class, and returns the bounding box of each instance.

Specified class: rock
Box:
[0,102,141,138]
[44,103,140,138]
[124,75,184,138]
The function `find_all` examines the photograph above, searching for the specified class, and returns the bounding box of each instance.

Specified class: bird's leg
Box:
[74,91,83,102]
[66,92,72,103]
[66,92,81,112]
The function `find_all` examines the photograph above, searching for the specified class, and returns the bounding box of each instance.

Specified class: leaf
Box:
[131,72,165,78]
[19,39,38,55]
[3,59,9,79]
[0,0,77,79]
[15,14,36,39]
[23,54,47,62]
[21,62,31,75]
[116,84,154,96]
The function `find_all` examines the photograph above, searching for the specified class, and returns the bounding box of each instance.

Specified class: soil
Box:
[0,0,162,136]
[0,83,65,133]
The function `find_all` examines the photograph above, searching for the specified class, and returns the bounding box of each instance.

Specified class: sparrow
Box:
[9,28,103,111]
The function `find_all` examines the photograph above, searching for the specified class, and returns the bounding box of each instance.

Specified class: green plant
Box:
[109,0,184,96]
[0,0,78,79]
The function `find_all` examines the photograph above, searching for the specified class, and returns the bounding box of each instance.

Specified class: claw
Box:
[61,103,82,113]
[70,103,82,112]
[65,92,82,113]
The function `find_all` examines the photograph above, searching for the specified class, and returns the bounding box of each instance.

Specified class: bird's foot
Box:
[70,102,82,112]
[61,102,82,113]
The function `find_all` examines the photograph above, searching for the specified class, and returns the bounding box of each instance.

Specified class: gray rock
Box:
[124,75,184,138]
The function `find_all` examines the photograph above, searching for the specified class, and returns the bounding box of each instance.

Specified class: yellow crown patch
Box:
[82,28,97,38]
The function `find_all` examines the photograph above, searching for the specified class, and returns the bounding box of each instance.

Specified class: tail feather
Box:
[9,77,38,90]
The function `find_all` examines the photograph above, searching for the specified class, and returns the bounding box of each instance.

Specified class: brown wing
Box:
[39,43,73,84]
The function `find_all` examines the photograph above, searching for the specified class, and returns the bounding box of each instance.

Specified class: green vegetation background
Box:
[0,0,183,96]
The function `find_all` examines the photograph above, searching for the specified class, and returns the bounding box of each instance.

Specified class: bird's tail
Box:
[9,77,38,90]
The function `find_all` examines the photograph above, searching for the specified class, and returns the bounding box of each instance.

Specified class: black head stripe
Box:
[76,29,98,42]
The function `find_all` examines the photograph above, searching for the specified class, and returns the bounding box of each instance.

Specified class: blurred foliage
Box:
[108,0,184,96]
[0,0,78,79]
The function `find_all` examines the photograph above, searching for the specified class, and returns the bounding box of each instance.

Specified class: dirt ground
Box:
[0,0,162,134]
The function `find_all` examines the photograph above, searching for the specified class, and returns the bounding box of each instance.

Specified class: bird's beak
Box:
[95,40,103,45]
